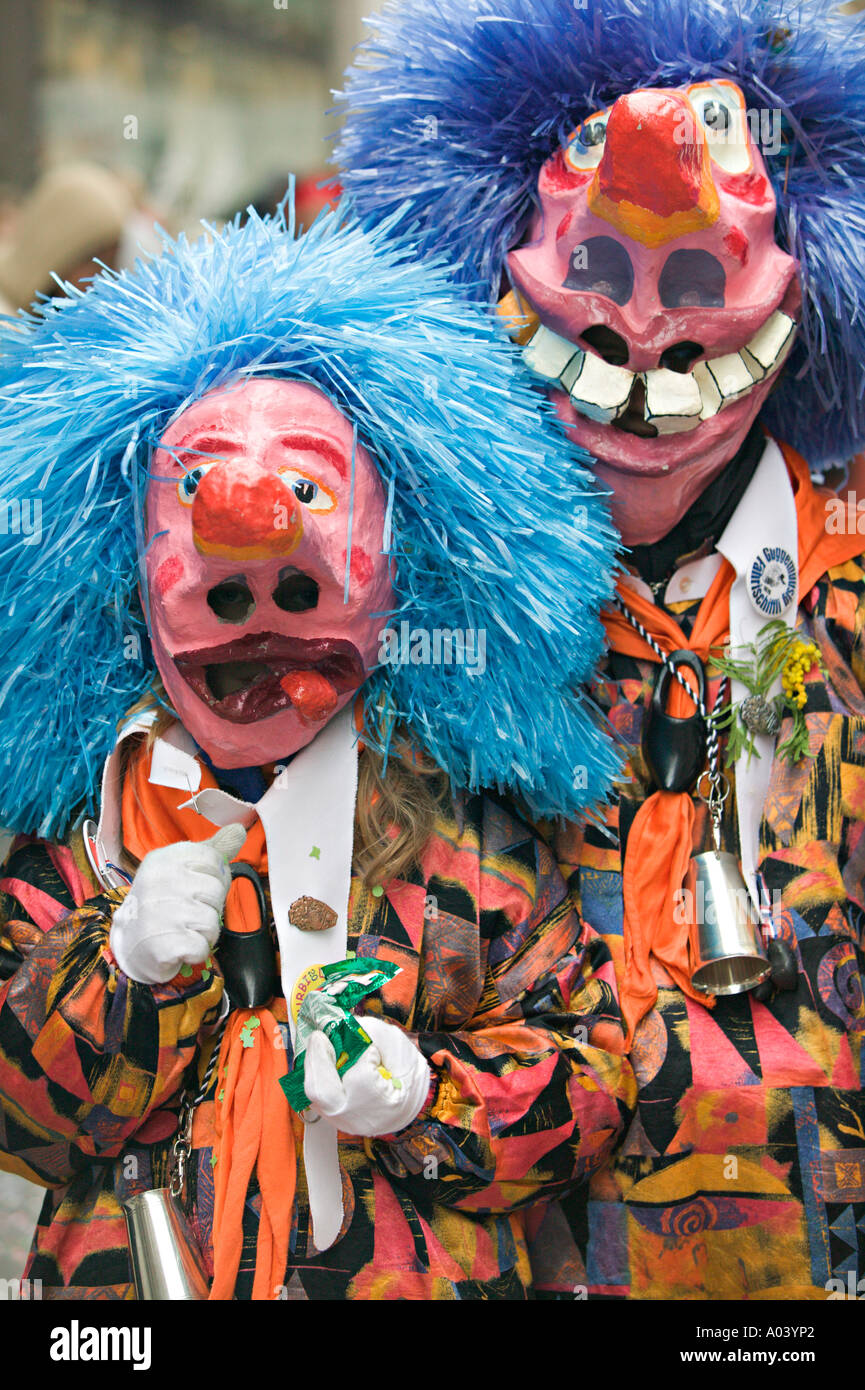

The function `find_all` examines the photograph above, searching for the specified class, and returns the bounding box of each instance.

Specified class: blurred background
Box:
[0,0,381,1281]
[0,0,376,316]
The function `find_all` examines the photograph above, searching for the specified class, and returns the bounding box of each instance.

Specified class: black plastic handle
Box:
[642,649,708,793]
[217,862,280,1010]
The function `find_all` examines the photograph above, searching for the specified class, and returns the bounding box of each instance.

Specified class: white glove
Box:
[304,1014,431,1138]
[109,824,247,985]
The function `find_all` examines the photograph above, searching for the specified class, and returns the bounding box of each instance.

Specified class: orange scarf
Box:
[122,746,296,1301]
[604,443,864,1046]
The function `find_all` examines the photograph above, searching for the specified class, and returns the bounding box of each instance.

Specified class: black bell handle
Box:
[216,862,280,1010]
[642,648,708,794]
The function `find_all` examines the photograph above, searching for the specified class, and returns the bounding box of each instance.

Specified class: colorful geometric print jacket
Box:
[532,551,865,1301]
[0,774,635,1300]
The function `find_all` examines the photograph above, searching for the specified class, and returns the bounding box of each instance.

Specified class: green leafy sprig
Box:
[709,620,824,768]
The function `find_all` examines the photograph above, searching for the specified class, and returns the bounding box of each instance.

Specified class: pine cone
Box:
[740,695,781,737]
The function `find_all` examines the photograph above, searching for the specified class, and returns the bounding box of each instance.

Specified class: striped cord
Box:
[612,591,728,787]
[194,1014,229,1106]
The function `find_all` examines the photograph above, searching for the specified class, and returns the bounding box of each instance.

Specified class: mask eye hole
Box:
[176,461,217,506]
[278,469,337,514]
[564,111,609,171]
[701,100,730,135]
[207,577,255,624]
[686,81,751,174]
[581,118,607,147]
[272,567,320,613]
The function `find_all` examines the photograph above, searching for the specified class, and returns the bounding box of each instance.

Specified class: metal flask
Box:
[122,1189,210,1301]
[686,848,771,996]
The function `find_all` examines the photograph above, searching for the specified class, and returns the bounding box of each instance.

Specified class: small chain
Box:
[169,1013,229,1199]
[169,1102,192,1198]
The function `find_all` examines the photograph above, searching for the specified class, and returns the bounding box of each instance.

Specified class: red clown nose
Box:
[589,89,720,247]
[192,459,304,560]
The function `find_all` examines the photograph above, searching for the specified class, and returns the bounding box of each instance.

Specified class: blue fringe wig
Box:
[0,199,620,839]
[335,0,865,467]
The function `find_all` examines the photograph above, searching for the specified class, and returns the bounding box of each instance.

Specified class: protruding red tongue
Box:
[280,668,339,724]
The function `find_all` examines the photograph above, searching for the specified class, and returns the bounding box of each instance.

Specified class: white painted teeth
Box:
[741,310,796,381]
[519,308,796,435]
[693,313,795,422]
[644,367,703,433]
[565,352,633,424]
[560,353,586,394]
[693,353,757,420]
[522,325,581,381]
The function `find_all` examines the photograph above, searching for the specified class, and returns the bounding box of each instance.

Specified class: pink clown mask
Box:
[144,377,393,768]
[505,80,801,544]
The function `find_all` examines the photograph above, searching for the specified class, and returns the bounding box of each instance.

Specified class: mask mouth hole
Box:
[611,378,659,438]
[658,340,704,374]
[206,659,268,700]
[580,324,630,366]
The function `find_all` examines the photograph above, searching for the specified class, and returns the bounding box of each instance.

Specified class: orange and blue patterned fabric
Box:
[531,549,865,1300]
[0,779,634,1300]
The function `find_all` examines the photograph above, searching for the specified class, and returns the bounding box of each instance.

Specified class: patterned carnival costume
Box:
[0,203,635,1299]
[337,0,865,1297]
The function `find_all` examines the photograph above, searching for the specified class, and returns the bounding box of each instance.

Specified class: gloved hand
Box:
[109,823,247,984]
[304,1014,431,1138]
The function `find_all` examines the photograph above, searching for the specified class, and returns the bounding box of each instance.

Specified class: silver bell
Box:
[685,849,771,996]
[123,1189,210,1301]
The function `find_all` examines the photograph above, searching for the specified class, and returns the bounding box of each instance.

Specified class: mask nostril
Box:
[272,567,319,613]
[207,577,255,624]
[658,340,704,374]
[580,324,630,366]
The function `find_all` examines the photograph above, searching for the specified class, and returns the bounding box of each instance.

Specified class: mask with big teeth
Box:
[144,377,393,767]
[505,80,801,546]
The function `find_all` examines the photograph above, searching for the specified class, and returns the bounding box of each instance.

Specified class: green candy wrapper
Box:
[281,957,401,1112]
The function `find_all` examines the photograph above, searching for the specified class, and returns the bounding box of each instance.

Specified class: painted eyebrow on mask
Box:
[277,433,349,479]
[170,434,244,467]
[153,431,351,480]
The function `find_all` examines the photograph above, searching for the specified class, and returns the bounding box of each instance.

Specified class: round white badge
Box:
[748,546,797,616]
